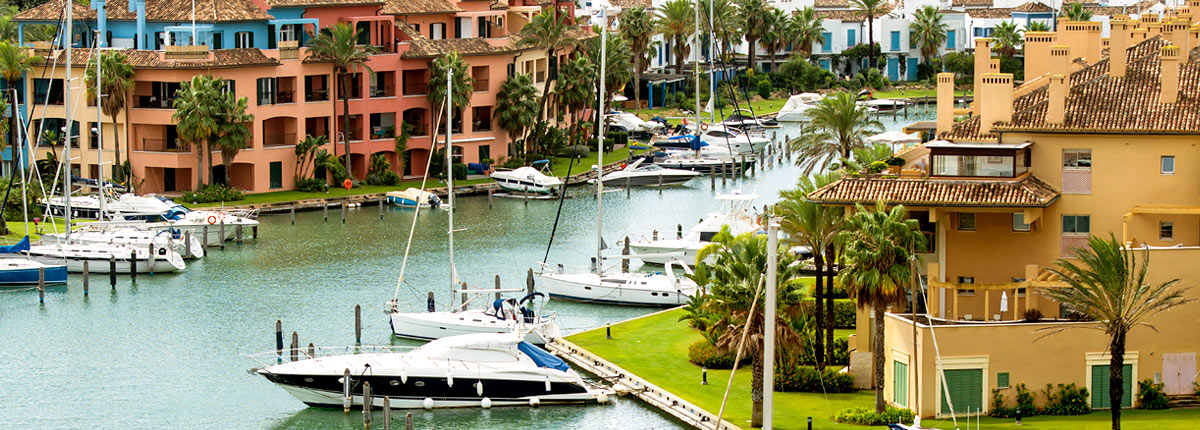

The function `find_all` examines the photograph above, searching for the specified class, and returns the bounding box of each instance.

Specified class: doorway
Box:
[1163,353,1197,395]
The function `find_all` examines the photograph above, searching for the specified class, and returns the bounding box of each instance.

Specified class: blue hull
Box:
[0,265,68,285]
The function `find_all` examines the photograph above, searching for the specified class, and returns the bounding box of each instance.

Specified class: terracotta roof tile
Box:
[44,48,280,69]
[1013,1,1054,12]
[382,0,462,14]
[17,0,273,22]
[814,0,850,7]
[815,4,893,21]
[401,37,522,58]
[611,0,651,8]
[968,8,1014,18]
[807,175,1061,207]
[952,0,993,7]
[264,0,382,6]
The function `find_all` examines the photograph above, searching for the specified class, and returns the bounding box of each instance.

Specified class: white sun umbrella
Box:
[865,130,922,150]
[1000,291,1009,319]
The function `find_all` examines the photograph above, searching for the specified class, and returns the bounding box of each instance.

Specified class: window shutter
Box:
[894,361,908,407]
[941,369,983,415]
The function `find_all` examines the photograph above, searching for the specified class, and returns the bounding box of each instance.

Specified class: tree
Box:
[294,134,327,180]
[789,7,824,59]
[307,22,372,180]
[172,76,221,188]
[850,0,886,68]
[556,57,595,148]
[991,21,1022,58]
[584,33,633,116]
[1027,21,1051,32]
[519,9,575,123]
[619,6,655,106]
[735,0,770,72]
[428,52,473,172]
[1041,235,1193,430]
[759,9,789,72]
[777,56,834,93]
[909,6,947,64]
[212,90,253,186]
[789,91,883,174]
[777,172,845,370]
[0,41,35,176]
[1064,3,1093,21]
[657,0,695,76]
[692,227,805,428]
[84,50,135,182]
[495,73,538,157]
[837,202,926,413]
[704,0,738,62]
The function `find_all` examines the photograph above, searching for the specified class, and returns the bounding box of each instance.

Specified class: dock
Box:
[546,334,741,430]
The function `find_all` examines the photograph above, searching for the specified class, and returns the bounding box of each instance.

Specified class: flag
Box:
[703,96,714,113]
[600,237,609,250]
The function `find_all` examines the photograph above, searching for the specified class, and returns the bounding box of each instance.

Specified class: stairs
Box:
[1167,394,1200,408]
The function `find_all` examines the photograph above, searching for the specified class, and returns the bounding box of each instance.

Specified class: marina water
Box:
[0,110,932,429]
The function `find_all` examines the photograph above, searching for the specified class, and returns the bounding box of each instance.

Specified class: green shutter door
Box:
[941,369,983,415]
[894,361,908,407]
[1092,364,1133,409]
[269,162,282,189]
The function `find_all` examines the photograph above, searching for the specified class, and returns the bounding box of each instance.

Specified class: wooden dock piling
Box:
[363,382,372,428]
[379,197,384,218]
[677,224,683,239]
[323,203,329,222]
[236,225,244,244]
[275,320,284,362]
[354,304,362,344]
[710,169,715,190]
[37,267,44,304]
[308,342,315,358]
[494,275,501,300]
[219,221,226,250]
[342,202,347,224]
[526,269,534,294]
[658,173,663,192]
[427,291,435,312]
[487,189,493,208]
[291,206,296,225]
[82,260,89,296]
[183,232,193,258]
[343,368,352,413]
[291,331,299,362]
[203,226,210,247]
[147,244,154,275]
[405,412,413,430]
[129,253,137,279]
[109,255,116,288]
[383,397,391,430]
[622,237,630,273]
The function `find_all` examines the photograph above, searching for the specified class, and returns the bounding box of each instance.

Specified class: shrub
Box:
[606,130,629,147]
[834,406,914,425]
[1023,308,1044,322]
[991,389,1018,418]
[501,157,526,169]
[182,184,244,204]
[295,177,327,192]
[830,337,850,366]
[365,154,403,186]
[451,163,468,180]
[799,298,856,328]
[756,78,772,99]
[1041,383,1090,416]
[776,365,855,393]
[687,341,738,369]
[886,156,906,167]
[868,160,888,174]
[560,145,590,159]
[1138,379,1169,409]
[1015,383,1037,415]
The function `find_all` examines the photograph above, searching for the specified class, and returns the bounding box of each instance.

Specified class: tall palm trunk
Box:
[1110,329,1127,430]
[195,144,204,189]
[205,141,213,185]
[674,36,685,75]
[751,352,765,428]
[873,305,886,413]
[111,117,121,181]
[747,38,757,72]
[533,49,557,151]
[634,69,642,108]
[867,18,876,68]
[341,70,352,179]
[814,252,826,370]
[826,247,835,364]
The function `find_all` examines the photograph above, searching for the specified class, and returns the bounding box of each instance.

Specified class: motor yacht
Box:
[490,161,563,195]
[386,188,444,209]
[537,260,700,306]
[627,192,761,265]
[26,242,186,273]
[588,158,701,187]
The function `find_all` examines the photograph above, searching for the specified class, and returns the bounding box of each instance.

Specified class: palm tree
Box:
[556,57,595,148]
[704,0,738,61]
[585,33,633,112]
[692,227,805,428]
[759,9,789,72]
[84,50,135,182]
[776,172,845,370]
[657,0,695,76]
[991,21,1022,58]
[172,76,221,188]
[789,7,824,59]
[427,52,473,171]
[1027,21,1051,32]
[0,41,34,175]
[212,90,254,186]
[495,73,538,157]
[909,6,948,64]
[619,6,655,106]
[1041,235,1193,430]
[1064,3,1093,21]
[789,92,883,174]
[519,9,575,122]
[850,0,886,68]
[837,202,926,413]
[307,22,372,180]
[294,134,327,180]
[735,0,770,72]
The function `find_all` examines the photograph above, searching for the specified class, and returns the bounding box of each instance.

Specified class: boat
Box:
[606,111,664,135]
[720,108,778,129]
[26,242,186,273]
[41,226,205,259]
[43,192,258,245]
[775,93,823,122]
[627,192,762,265]
[860,98,907,113]
[389,292,559,345]
[0,237,67,285]
[490,161,563,195]
[386,188,444,209]
[253,333,611,409]
[655,124,768,154]
[588,158,701,186]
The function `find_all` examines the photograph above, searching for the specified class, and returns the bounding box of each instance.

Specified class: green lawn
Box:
[625,88,971,124]
[917,409,1200,430]
[548,147,644,178]
[184,179,491,208]
[1,219,70,243]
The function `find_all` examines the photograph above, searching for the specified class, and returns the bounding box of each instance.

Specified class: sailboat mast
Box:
[694,0,701,134]
[708,0,716,123]
[445,65,457,308]
[96,41,106,220]
[64,0,73,238]
[595,8,607,274]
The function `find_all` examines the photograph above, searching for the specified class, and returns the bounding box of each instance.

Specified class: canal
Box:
[0,109,933,429]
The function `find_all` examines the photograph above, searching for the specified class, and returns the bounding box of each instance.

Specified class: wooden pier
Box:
[546,336,741,430]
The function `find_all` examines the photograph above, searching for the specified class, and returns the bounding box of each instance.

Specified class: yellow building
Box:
[808,13,1200,418]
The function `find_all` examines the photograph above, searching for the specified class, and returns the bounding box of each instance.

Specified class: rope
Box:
[714,274,765,425]
[390,113,445,305]
[541,155,576,265]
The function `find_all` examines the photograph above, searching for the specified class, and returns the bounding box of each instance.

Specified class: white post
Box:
[95,35,106,220]
[594,8,607,274]
[64,0,73,238]
[764,216,779,429]
[445,65,457,308]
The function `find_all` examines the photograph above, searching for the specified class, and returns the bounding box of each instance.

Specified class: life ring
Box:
[217,211,227,221]
[700,123,709,131]
[207,215,217,225]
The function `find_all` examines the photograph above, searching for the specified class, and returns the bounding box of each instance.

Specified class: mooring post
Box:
[383,397,391,430]
[405,412,413,430]
[82,260,89,296]
[109,255,116,288]
[702,367,708,385]
[147,243,155,275]
[343,368,352,413]
[308,342,315,358]
[526,269,534,294]
[739,155,746,177]
[622,237,630,273]
[710,168,715,190]
[606,324,611,340]
[203,225,210,247]
[460,291,468,308]
[236,224,243,244]
[291,331,299,362]
[626,176,630,199]
[323,202,329,222]
[379,196,384,219]
[653,230,658,241]
[183,231,193,258]
[721,164,726,186]
[37,267,44,304]
[220,221,226,250]
[658,173,663,193]
[129,252,137,280]
[487,189,493,208]
[291,206,296,225]
[342,202,347,224]
[355,304,362,345]
[427,292,435,312]
[363,382,372,428]
[494,275,501,300]
[677,224,683,239]
[275,320,284,363]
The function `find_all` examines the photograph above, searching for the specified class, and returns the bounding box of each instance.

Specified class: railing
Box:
[472,79,489,92]
[472,119,493,132]
[135,95,173,109]
[263,133,297,147]
[276,90,295,104]
[33,93,64,105]
[339,129,362,141]
[370,126,395,140]
[408,123,428,137]
[139,138,190,152]
[370,85,395,98]
[305,89,329,102]
[403,82,427,96]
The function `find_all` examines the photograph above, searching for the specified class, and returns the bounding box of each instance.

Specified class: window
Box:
[932,153,1022,177]
[1013,213,1031,232]
[1161,156,1175,174]
[821,32,832,52]
[847,29,857,47]
[958,213,976,231]
[894,361,908,407]
[279,24,298,42]
[431,23,446,40]
[410,23,420,33]
[269,161,282,189]
[997,372,1010,389]
[235,31,253,49]
[946,30,956,49]
[1160,221,1174,240]
[257,77,276,105]
[1062,215,1091,234]
[479,145,491,163]
[472,106,493,132]
[1063,149,1092,169]
[890,30,901,51]
[212,32,223,49]
[221,80,236,96]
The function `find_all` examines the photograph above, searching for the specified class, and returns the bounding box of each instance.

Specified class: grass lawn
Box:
[628,97,792,124]
[548,148,641,179]
[184,179,491,208]
[1,219,70,243]
[917,409,1200,429]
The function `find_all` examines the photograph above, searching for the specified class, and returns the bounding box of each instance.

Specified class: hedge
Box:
[687,341,739,369]
[834,406,915,425]
[799,298,856,328]
[776,365,855,393]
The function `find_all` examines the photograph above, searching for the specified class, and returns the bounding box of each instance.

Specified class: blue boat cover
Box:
[689,134,703,151]
[0,236,30,253]
[164,206,189,221]
[517,341,569,372]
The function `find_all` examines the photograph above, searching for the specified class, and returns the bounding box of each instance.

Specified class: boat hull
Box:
[264,375,596,409]
[388,312,554,345]
[652,159,754,174]
[598,174,697,187]
[27,254,184,273]
[629,242,701,265]
[0,265,68,285]
[536,273,694,307]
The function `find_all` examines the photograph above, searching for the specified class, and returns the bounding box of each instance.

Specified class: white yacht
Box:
[627,192,762,265]
[386,188,444,209]
[606,111,665,134]
[490,162,563,195]
[41,226,205,259]
[589,158,701,187]
[389,293,559,345]
[537,260,700,306]
[43,193,258,245]
[698,124,771,154]
[254,333,610,409]
[26,242,186,273]
[775,93,823,122]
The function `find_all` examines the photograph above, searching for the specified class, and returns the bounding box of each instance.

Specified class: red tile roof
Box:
[43,48,281,69]
[807,174,1061,207]
[16,0,273,22]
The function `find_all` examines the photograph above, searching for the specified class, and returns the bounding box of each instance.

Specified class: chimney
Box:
[1132,27,1148,42]
[1085,22,1102,62]
[1164,21,1189,48]
[1160,45,1181,104]
[937,73,955,136]
[979,73,1014,135]
[1191,24,1200,47]
[1047,74,1066,125]
[1024,32,1056,80]
[1110,20,1130,78]
[1050,45,1072,88]
[973,38,992,114]
[989,58,1000,74]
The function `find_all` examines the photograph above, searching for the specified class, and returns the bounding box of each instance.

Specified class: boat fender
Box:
[597,393,609,404]
[544,375,551,392]
[476,381,484,396]
[423,398,435,410]
[400,368,407,384]
[446,370,454,387]
[207,215,217,225]
[529,397,540,407]
[481,397,492,409]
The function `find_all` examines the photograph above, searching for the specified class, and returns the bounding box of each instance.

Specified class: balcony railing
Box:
[263,133,297,147]
[370,126,395,140]
[139,138,190,152]
[472,119,493,132]
[33,93,64,105]
[370,85,395,98]
[338,129,362,141]
[136,95,173,109]
[472,79,489,92]
[306,89,329,102]
[407,123,428,137]
[403,82,428,96]
[277,90,295,104]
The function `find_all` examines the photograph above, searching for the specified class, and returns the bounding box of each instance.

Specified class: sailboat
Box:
[388,64,558,344]
[535,7,700,307]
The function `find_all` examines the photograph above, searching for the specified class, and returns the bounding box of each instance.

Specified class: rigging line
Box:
[541,155,577,265]
[23,3,69,231]
[702,11,746,156]
[391,104,447,304]
[919,272,959,427]
[715,274,765,425]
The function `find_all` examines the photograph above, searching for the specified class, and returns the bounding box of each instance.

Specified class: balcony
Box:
[370,85,395,98]
[403,82,427,96]
[277,90,295,104]
[136,95,173,109]
[139,138,190,152]
[306,89,329,102]
[472,79,489,92]
[263,133,297,148]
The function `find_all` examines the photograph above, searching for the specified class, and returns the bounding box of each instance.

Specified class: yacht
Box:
[537,260,700,306]
[589,158,701,187]
[41,226,205,259]
[386,188,444,209]
[721,109,778,129]
[606,111,665,134]
[390,292,559,345]
[775,93,823,122]
[43,193,258,245]
[655,124,769,154]
[26,242,186,273]
[0,237,67,285]
[860,98,906,113]
[254,333,610,409]
[490,161,563,195]
[627,192,762,265]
